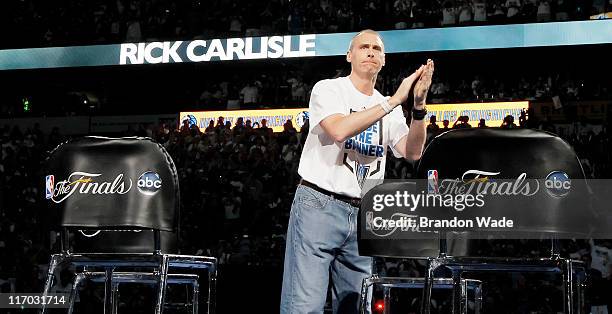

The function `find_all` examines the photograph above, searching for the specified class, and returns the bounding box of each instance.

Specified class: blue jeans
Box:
[281,185,373,314]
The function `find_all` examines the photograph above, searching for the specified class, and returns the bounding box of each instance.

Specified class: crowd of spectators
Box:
[0,45,611,305]
[3,66,606,119]
[161,117,304,269]
[0,124,64,294]
[2,0,610,49]
[0,107,611,309]
[195,70,611,117]
[1,0,610,310]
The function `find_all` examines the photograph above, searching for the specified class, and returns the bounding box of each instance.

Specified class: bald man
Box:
[281,29,434,314]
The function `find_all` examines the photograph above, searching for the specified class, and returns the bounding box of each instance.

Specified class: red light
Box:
[374,300,384,313]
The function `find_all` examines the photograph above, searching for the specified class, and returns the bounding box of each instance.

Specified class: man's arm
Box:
[394,59,435,160]
[395,119,427,161]
[319,66,425,142]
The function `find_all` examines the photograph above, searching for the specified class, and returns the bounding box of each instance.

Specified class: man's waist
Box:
[299,179,361,207]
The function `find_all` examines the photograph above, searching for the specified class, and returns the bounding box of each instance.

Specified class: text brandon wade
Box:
[419,216,514,228]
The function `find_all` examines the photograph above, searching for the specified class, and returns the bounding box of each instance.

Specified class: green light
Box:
[22,97,30,112]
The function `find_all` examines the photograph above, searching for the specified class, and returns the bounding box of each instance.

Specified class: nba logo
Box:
[427,170,438,194]
[365,211,373,231]
[45,175,54,199]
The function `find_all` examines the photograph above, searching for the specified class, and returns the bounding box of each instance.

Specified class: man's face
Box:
[347,32,385,76]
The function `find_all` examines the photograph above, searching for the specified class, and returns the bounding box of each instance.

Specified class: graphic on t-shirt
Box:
[343,123,384,157]
[343,109,384,187]
[355,162,371,188]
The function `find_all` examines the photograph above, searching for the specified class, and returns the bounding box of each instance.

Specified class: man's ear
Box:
[381,53,386,67]
[346,50,351,63]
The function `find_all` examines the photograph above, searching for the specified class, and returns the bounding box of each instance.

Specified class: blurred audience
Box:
[0,86,611,312]
[2,0,610,49]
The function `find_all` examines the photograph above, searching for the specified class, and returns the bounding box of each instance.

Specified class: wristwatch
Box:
[411,106,427,120]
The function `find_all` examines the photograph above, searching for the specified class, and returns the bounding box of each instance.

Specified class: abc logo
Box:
[545,171,571,197]
[137,171,162,195]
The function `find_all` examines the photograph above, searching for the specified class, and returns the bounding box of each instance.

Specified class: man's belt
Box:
[299,179,361,208]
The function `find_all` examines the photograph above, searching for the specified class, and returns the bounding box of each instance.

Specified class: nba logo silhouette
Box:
[45,175,54,199]
[365,211,373,231]
[427,170,438,194]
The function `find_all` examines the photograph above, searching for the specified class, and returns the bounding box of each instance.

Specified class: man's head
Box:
[346,30,385,77]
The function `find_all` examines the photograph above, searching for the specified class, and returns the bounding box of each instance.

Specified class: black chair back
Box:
[417,128,584,180]
[45,136,179,253]
[416,128,589,256]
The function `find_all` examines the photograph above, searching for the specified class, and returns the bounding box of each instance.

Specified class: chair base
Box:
[68,272,200,314]
[359,276,483,314]
[421,256,587,314]
[41,253,217,314]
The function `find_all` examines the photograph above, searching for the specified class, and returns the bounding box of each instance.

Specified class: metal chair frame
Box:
[359,275,483,314]
[41,231,217,314]
[41,137,217,314]
[359,130,592,314]
[419,240,587,314]
[68,271,200,314]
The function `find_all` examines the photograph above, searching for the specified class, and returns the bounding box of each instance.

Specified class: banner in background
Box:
[180,108,309,133]
[2,20,612,70]
[182,102,528,132]
[590,12,612,19]
[426,101,529,127]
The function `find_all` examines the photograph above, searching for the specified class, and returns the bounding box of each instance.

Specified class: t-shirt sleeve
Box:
[387,105,410,158]
[309,80,345,135]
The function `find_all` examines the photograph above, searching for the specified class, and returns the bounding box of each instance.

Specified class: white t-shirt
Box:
[240,85,258,103]
[297,76,410,198]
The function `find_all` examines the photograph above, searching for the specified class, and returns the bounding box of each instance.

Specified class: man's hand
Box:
[388,65,425,107]
[413,59,434,109]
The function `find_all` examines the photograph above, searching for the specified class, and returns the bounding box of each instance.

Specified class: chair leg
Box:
[382,284,391,314]
[155,255,170,314]
[451,270,462,314]
[67,273,86,314]
[473,281,482,314]
[112,281,120,314]
[563,258,575,314]
[208,266,217,314]
[192,280,199,314]
[573,262,586,313]
[359,276,374,314]
[104,267,115,314]
[420,258,437,314]
[41,254,62,314]
[460,276,469,314]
